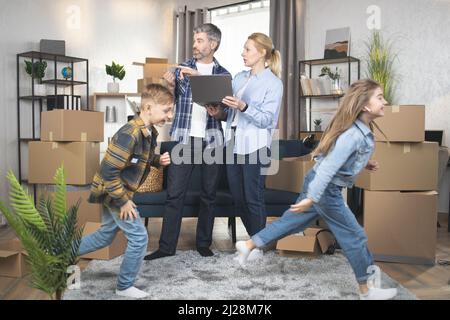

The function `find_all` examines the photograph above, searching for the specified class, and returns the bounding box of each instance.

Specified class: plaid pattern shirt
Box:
[170,57,230,148]
[88,116,161,209]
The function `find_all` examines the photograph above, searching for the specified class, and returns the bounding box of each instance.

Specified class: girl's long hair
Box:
[312,79,388,158]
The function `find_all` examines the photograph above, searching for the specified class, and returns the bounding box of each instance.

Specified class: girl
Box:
[208,32,283,262]
[235,79,398,300]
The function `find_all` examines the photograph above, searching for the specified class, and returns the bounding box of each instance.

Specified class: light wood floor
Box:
[1,214,449,300]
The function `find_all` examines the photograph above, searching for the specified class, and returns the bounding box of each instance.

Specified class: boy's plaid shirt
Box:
[88,116,161,209]
[169,57,230,148]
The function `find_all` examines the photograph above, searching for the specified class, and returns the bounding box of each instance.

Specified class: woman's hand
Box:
[222,96,246,111]
[177,66,200,80]
[365,160,380,171]
[290,198,314,213]
[159,152,171,167]
[120,200,138,220]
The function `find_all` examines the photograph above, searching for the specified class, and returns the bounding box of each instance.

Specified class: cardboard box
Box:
[37,185,102,227]
[81,222,127,260]
[137,78,168,93]
[266,155,315,193]
[41,110,104,142]
[355,141,438,191]
[363,190,437,265]
[133,57,176,79]
[374,105,425,142]
[276,228,335,255]
[0,238,28,278]
[29,141,100,185]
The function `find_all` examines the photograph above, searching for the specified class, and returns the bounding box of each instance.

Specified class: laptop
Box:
[189,74,233,106]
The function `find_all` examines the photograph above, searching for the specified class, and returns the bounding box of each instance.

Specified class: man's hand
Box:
[159,152,171,166]
[365,160,380,171]
[206,104,225,120]
[222,96,246,111]
[163,71,175,91]
[120,200,138,220]
[290,198,314,213]
[178,66,200,80]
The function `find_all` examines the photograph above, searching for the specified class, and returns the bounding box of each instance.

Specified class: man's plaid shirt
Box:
[89,116,161,209]
[170,57,230,148]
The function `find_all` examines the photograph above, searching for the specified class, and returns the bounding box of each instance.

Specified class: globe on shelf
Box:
[61,66,72,80]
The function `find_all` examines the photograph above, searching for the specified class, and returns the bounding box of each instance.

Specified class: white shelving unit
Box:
[92,93,141,159]
[91,92,172,160]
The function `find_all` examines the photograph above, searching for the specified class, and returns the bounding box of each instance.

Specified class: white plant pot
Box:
[34,84,46,96]
[107,82,120,93]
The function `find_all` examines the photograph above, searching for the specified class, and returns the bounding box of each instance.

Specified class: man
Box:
[145,23,230,260]
[81,84,173,298]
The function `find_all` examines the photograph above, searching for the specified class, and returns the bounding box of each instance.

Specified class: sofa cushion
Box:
[133,189,234,206]
[264,188,299,204]
[133,191,167,205]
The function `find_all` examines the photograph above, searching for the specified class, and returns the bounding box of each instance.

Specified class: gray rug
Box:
[63,250,417,300]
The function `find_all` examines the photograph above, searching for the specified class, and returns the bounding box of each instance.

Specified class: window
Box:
[210,0,270,77]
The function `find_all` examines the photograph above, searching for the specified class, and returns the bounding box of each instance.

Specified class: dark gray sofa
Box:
[133,140,312,242]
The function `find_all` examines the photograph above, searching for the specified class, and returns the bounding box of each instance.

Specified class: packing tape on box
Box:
[391,105,400,113]
[49,131,53,141]
[81,132,87,141]
[403,143,411,154]
[52,142,58,149]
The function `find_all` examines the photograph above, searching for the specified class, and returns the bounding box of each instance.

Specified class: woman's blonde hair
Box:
[312,79,388,158]
[248,32,282,78]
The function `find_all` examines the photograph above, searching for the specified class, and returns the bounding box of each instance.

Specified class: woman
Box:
[235,79,398,300]
[208,32,283,261]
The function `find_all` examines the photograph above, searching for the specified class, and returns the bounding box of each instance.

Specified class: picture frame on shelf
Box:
[324,27,350,59]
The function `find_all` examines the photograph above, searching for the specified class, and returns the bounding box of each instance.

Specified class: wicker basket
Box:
[137,166,164,192]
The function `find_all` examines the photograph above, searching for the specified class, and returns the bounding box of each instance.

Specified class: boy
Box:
[79,84,173,298]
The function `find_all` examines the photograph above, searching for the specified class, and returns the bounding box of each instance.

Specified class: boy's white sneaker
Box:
[247,248,264,262]
[235,241,251,266]
[116,286,149,299]
[360,287,398,300]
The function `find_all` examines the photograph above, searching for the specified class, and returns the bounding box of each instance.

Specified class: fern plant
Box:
[364,30,397,104]
[0,165,83,300]
[105,61,126,82]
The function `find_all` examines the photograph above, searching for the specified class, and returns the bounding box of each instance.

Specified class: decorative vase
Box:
[33,84,46,96]
[107,82,119,93]
[330,78,342,95]
[314,125,322,131]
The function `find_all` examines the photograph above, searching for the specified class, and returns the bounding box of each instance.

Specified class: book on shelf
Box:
[47,95,81,110]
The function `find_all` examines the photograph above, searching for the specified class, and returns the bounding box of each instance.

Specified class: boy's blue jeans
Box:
[79,205,148,290]
[252,169,374,284]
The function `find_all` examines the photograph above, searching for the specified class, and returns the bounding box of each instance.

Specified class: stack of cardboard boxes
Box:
[355,105,439,265]
[264,154,337,255]
[29,109,127,260]
[133,57,175,93]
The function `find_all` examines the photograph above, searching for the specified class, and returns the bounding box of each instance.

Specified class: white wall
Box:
[177,0,243,10]
[0,0,177,204]
[305,0,450,146]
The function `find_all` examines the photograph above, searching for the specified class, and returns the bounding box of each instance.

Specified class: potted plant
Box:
[319,66,342,94]
[105,61,126,93]
[24,60,47,96]
[364,30,397,104]
[0,165,83,300]
[313,118,323,131]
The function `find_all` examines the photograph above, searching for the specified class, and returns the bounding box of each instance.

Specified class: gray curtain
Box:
[177,7,208,63]
[270,0,306,139]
